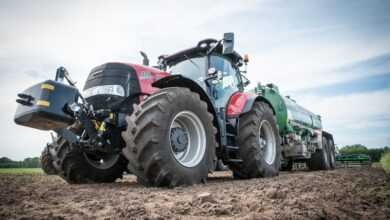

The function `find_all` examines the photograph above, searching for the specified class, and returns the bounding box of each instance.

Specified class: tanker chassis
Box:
[14,32,335,187]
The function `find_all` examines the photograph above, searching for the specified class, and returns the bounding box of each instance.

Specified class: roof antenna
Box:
[140,51,149,66]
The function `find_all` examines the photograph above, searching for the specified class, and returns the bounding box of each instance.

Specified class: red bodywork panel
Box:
[127,63,169,95]
[226,91,255,117]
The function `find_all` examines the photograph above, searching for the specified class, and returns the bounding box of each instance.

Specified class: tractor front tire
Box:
[122,87,217,187]
[40,145,57,175]
[307,136,331,170]
[56,144,128,184]
[230,102,281,179]
[49,125,128,184]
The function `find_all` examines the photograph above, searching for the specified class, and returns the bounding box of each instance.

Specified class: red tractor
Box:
[15,33,334,187]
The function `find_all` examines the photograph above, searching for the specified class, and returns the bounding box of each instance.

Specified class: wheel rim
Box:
[83,152,120,170]
[169,111,206,168]
[258,120,276,165]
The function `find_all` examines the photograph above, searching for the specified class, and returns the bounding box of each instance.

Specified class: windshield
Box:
[167,56,206,81]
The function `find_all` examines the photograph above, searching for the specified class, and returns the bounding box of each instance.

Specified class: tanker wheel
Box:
[40,144,57,175]
[230,102,281,179]
[327,138,336,170]
[122,87,216,187]
[307,136,330,170]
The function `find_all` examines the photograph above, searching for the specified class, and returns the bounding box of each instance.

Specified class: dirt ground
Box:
[0,167,389,220]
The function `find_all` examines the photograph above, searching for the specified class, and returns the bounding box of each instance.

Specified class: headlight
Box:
[83,85,125,98]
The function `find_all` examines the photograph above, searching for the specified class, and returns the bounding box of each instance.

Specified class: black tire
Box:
[327,138,336,170]
[122,87,217,187]
[215,159,229,171]
[57,144,128,184]
[51,126,128,184]
[281,159,293,171]
[307,136,330,170]
[40,145,57,175]
[230,102,281,179]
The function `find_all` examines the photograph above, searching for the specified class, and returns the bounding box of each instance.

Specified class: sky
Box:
[1,0,389,160]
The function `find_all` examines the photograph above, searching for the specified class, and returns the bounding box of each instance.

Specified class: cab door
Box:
[208,55,242,110]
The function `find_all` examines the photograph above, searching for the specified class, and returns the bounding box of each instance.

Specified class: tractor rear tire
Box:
[122,87,217,187]
[307,136,330,170]
[40,145,57,175]
[230,102,281,179]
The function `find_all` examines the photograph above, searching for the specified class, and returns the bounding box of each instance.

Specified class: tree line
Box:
[0,144,388,168]
[338,144,390,162]
[0,157,41,168]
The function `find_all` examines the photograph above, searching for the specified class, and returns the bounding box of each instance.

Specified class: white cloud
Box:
[246,36,390,92]
[293,89,390,147]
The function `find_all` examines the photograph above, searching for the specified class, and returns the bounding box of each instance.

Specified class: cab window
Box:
[209,55,242,107]
[209,55,241,91]
[167,56,206,82]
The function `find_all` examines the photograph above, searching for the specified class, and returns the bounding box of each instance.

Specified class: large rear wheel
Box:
[230,102,281,179]
[122,87,217,187]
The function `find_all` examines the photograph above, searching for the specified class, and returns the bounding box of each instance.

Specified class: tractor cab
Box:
[158,33,249,111]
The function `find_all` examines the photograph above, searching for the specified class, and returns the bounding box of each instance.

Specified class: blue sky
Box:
[0,0,389,159]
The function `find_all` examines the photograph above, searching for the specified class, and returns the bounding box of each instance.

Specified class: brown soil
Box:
[0,167,389,220]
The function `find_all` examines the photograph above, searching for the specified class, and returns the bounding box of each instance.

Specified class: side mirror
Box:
[217,71,223,81]
[222,32,234,55]
[207,67,217,76]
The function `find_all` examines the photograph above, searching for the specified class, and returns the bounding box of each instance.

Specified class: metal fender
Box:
[226,92,275,117]
[226,92,255,117]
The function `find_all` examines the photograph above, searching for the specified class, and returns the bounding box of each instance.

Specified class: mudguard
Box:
[226,92,275,117]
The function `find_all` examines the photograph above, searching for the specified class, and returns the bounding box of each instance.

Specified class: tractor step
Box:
[227,158,243,163]
[225,145,239,150]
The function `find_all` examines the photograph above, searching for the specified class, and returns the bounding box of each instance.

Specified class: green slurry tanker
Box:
[252,83,335,171]
[14,32,335,187]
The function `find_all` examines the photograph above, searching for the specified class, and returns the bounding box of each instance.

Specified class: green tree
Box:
[339,145,390,162]
[0,157,20,168]
[22,157,40,168]
[380,152,390,173]
[339,144,369,154]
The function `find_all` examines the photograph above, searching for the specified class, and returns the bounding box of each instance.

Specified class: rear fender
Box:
[226,92,275,117]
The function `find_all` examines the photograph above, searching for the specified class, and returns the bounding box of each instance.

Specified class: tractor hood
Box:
[83,62,169,111]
